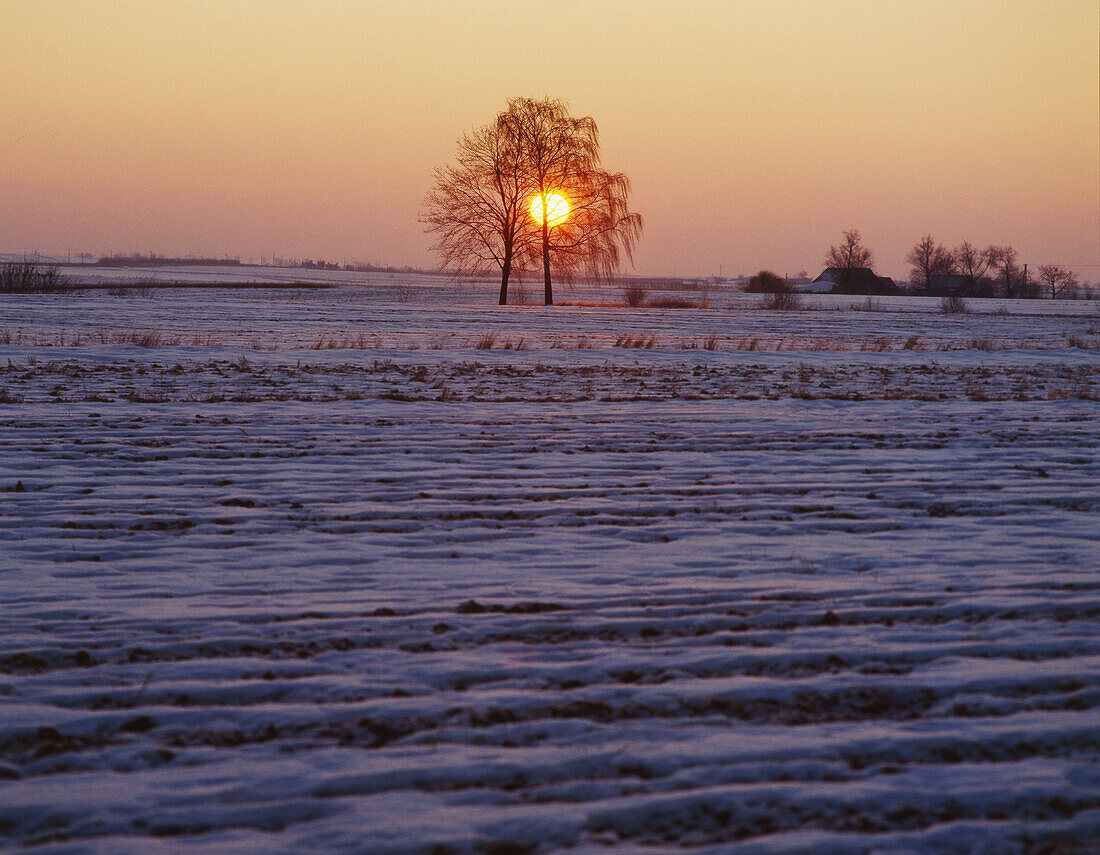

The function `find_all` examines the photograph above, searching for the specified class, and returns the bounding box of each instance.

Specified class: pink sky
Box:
[3,1,1097,280]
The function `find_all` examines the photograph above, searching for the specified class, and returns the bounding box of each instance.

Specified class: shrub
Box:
[623,284,647,307]
[747,270,801,309]
[1,261,67,293]
[745,270,787,293]
[940,294,968,314]
[759,290,801,310]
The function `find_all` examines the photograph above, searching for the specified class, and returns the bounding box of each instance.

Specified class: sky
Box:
[2,0,1097,280]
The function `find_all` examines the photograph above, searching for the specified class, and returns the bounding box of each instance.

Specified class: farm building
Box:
[802,267,902,295]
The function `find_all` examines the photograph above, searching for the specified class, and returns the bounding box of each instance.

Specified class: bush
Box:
[0,262,67,293]
[758,287,802,310]
[623,284,647,307]
[745,270,788,293]
[746,269,801,309]
[940,294,968,314]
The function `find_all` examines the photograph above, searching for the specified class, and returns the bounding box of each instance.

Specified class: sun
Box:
[530,193,569,227]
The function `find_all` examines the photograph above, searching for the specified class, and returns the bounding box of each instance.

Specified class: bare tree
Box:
[907,235,955,292]
[529,165,643,303]
[952,242,994,284]
[825,229,874,272]
[986,245,1021,298]
[502,97,642,305]
[1037,264,1080,300]
[422,118,535,305]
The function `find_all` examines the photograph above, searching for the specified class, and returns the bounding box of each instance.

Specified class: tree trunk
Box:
[498,251,512,305]
[542,219,553,305]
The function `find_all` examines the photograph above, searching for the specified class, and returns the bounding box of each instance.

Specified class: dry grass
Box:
[117,330,165,347]
[678,334,720,350]
[647,297,700,309]
[614,333,656,349]
[475,333,497,350]
[311,332,375,349]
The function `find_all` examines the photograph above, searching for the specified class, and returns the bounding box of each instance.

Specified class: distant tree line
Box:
[96,254,243,267]
[905,235,1084,299]
[741,231,1090,301]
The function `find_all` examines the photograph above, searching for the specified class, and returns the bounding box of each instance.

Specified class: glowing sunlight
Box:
[530,193,570,228]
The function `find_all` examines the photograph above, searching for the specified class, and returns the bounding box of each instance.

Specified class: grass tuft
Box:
[614,333,656,349]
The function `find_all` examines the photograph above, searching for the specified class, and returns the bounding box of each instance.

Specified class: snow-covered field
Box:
[1,283,1098,854]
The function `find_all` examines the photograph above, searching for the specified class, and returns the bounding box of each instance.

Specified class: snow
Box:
[0,283,1097,853]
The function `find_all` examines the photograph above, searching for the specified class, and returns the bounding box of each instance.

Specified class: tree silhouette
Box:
[501,98,642,305]
[424,99,641,306]
[1037,264,1079,300]
[422,118,534,305]
[907,235,955,292]
[987,246,1021,298]
[825,230,873,271]
[953,242,994,284]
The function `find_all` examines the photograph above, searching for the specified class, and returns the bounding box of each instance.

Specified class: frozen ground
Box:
[1,284,1098,854]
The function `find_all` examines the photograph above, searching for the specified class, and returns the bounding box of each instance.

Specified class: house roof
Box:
[812,267,900,295]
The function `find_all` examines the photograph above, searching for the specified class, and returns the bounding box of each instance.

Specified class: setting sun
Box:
[530,193,569,227]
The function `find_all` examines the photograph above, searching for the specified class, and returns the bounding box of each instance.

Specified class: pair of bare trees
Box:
[422,98,643,305]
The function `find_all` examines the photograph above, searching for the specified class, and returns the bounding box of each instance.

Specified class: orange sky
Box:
[2,0,1097,280]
